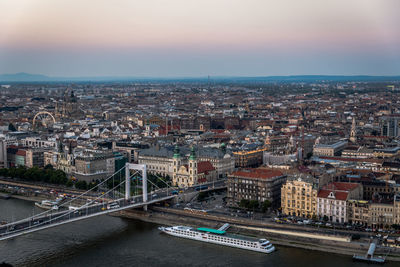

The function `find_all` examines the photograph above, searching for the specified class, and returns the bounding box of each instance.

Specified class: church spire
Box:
[189,146,196,161]
[350,116,357,143]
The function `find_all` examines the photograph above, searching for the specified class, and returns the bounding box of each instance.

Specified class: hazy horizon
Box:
[1,0,400,77]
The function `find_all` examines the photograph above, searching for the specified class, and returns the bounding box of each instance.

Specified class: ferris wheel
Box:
[33,111,56,131]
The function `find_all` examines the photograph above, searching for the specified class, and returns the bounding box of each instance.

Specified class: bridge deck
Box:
[0,195,174,241]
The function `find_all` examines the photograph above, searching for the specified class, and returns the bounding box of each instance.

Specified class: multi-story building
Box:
[172,147,216,188]
[342,147,374,159]
[44,150,58,167]
[347,200,370,226]
[139,145,234,179]
[21,137,56,149]
[316,182,362,223]
[281,177,318,218]
[197,144,235,178]
[233,148,265,168]
[25,148,45,168]
[73,151,115,182]
[15,149,26,167]
[369,201,394,228]
[380,115,400,137]
[361,180,393,200]
[227,168,286,208]
[112,141,149,163]
[313,140,348,157]
[394,195,400,225]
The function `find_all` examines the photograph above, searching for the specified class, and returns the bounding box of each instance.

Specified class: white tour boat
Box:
[159,225,275,254]
[35,200,59,210]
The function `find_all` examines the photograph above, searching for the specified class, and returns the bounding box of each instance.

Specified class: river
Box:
[0,198,396,267]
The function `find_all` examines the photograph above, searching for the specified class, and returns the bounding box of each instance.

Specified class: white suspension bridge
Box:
[0,163,176,241]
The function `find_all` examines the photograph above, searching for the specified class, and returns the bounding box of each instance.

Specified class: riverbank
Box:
[9,194,47,203]
[115,207,400,262]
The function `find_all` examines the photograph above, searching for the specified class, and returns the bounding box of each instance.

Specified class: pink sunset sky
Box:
[0,0,399,76]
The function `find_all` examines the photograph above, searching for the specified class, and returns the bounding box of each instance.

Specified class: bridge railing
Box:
[2,165,132,228]
[0,171,142,237]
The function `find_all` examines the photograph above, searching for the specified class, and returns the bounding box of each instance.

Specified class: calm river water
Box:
[0,198,397,267]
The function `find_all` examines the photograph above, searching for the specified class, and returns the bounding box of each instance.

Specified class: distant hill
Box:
[1,73,400,83]
[0,72,51,82]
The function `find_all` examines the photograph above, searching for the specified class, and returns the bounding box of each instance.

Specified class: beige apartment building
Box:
[281,177,318,218]
[347,195,400,228]
[347,200,370,226]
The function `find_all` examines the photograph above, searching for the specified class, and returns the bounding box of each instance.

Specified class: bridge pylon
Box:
[125,163,148,210]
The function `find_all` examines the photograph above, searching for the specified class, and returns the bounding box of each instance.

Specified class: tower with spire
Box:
[188,146,197,184]
[350,116,357,143]
[173,145,181,173]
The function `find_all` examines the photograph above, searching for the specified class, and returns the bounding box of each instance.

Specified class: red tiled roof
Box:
[317,189,349,201]
[323,182,360,191]
[211,129,225,134]
[230,168,283,180]
[197,161,215,173]
[16,150,26,156]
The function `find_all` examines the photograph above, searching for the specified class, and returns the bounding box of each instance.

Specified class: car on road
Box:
[107,203,120,210]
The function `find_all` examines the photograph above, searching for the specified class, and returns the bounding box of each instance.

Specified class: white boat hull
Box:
[159,226,275,254]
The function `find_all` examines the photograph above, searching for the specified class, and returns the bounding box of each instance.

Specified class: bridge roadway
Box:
[0,190,173,241]
[0,179,227,241]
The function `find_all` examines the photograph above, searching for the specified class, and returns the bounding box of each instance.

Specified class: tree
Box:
[8,123,16,132]
[248,200,259,211]
[323,215,329,222]
[261,200,271,212]
[66,179,74,187]
[239,199,250,209]
[75,180,88,190]
[198,192,208,202]
[44,164,54,170]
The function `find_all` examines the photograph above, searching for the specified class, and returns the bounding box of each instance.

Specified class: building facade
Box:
[73,151,115,182]
[347,200,370,226]
[25,148,45,168]
[313,140,348,157]
[233,148,265,168]
[172,146,217,188]
[227,168,287,208]
[316,182,362,223]
[281,177,318,218]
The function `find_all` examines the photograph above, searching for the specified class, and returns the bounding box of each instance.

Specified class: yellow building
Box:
[281,177,318,218]
[233,148,266,168]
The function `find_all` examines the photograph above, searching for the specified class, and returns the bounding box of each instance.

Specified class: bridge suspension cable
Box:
[0,170,141,237]
[6,165,128,226]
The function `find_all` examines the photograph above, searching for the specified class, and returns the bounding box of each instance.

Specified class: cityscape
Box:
[1,1,400,267]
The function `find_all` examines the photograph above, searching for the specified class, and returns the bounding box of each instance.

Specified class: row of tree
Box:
[0,166,172,192]
[239,199,271,212]
[0,165,98,190]
[0,165,68,185]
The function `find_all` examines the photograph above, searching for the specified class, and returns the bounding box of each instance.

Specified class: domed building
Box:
[55,88,83,120]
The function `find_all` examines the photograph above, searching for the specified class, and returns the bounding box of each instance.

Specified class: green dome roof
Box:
[189,146,196,160]
[173,145,180,158]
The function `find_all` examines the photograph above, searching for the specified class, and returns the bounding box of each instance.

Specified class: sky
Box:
[0,0,400,77]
